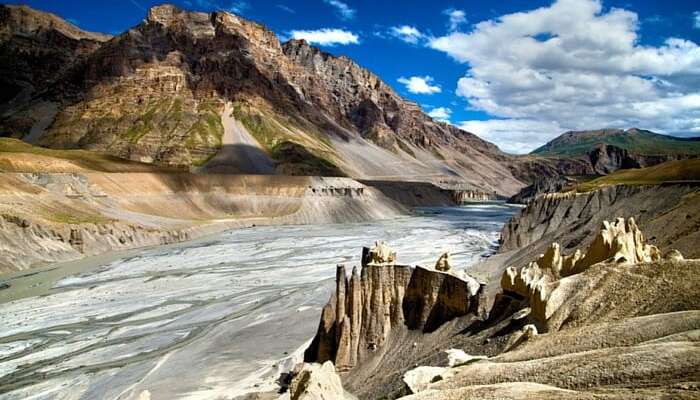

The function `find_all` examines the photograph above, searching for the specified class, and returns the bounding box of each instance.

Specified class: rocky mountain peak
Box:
[0,4,111,42]
[146,4,181,25]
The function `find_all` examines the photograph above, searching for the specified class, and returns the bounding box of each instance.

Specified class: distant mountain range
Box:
[533,128,700,157]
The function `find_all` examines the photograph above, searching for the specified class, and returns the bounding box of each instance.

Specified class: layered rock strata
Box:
[500,183,700,260]
[304,245,485,373]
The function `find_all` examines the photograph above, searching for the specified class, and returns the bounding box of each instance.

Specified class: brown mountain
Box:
[0,4,528,195]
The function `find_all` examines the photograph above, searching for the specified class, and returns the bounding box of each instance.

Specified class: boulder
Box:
[403,366,454,394]
[666,249,684,261]
[290,361,349,400]
[366,240,396,265]
[444,349,487,367]
[434,252,452,271]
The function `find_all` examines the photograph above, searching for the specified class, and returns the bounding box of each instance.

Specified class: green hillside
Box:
[533,128,700,157]
[577,159,700,192]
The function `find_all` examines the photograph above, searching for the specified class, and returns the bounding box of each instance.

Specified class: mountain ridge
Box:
[0,3,526,195]
[533,128,700,157]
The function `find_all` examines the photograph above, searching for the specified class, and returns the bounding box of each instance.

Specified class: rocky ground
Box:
[288,180,700,400]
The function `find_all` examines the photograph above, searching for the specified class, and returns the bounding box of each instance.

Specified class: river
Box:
[0,204,518,399]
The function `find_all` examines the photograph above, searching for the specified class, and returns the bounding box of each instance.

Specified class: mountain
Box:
[533,128,700,157]
[0,4,525,195]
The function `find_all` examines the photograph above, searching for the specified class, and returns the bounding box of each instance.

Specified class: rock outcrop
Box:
[304,246,485,373]
[434,252,452,271]
[499,183,700,260]
[500,217,683,328]
[289,361,351,400]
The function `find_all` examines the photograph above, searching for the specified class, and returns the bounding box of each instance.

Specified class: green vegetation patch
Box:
[533,130,700,157]
[44,210,113,225]
[577,159,700,192]
[231,101,343,176]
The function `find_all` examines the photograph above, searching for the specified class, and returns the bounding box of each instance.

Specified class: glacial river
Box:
[0,204,517,399]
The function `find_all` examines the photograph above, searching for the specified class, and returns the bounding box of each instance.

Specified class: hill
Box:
[532,128,700,157]
[576,158,700,192]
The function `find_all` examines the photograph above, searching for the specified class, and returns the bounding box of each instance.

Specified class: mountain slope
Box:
[533,128,700,157]
[0,4,526,195]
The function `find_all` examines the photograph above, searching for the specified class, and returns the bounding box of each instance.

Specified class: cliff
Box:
[303,244,486,396]
[300,217,700,399]
[500,183,700,261]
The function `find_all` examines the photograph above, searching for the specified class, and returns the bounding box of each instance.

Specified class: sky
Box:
[9,0,700,154]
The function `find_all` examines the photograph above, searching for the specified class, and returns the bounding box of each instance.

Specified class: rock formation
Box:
[434,252,452,271]
[289,361,351,400]
[304,246,485,373]
[363,240,396,265]
[499,183,700,259]
[501,217,677,327]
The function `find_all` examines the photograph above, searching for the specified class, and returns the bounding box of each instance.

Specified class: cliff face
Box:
[304,246,485,375]
[305,263,484,372]
[0,4,527,195]
[500,184,700,261]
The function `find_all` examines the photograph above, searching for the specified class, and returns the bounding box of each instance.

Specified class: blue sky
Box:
[9,0,700,153]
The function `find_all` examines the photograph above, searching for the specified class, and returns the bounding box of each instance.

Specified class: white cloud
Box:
[289,28,359,46]
[389,25,424,44]
[693,11,700,29]
[276,4,295,13]
[428,107,452,122]
[428,0,700,153]
[323,0,355,20]
[444,8,467,31]
[458,119,564,154]
[398,76,442,94]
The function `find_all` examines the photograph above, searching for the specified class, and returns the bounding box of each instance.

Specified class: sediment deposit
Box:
[0,172,406,272]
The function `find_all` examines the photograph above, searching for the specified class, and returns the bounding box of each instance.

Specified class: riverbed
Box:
[0,204,517,399]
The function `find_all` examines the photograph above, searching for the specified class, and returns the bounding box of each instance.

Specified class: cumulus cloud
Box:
[398,76,442,94]
[323,0,355,20]
[428,0,700,153]
[389,25,424,44]
[458,119,564,154]
[289,28,359,46]
[428,107,452,122]
[444,8,467,31]
[694,11,700,29]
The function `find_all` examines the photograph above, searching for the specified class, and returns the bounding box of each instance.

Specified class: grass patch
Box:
[271,141,345,176]
[533,129,700,157]
[576,159,700,192]
[44,210,113,225]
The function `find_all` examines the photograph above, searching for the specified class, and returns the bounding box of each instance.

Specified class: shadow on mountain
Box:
[201,143,276,175]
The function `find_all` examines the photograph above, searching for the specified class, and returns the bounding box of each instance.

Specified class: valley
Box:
[0,2,698,400]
